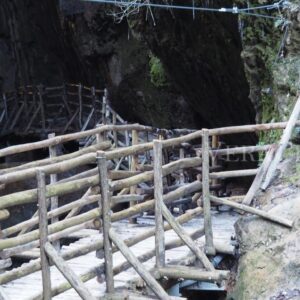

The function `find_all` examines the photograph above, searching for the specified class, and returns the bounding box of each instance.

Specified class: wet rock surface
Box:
[228,155,300,300]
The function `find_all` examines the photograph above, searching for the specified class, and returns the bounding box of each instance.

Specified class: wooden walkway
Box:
[2,213,238,300]
[0,86,298,299]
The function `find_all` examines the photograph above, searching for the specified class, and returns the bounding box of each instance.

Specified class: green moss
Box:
[148,53,169,88]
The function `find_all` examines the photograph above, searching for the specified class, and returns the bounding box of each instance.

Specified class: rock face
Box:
[228,156,300,299]
[0,0,257,140]
[0,0,85,90]
[129,1,256,139]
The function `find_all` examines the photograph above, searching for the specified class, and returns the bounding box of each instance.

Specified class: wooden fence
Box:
[0,84,114,138]
[0,94,299,299]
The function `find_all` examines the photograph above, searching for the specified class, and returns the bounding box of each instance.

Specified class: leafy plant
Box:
[149,53,169,88]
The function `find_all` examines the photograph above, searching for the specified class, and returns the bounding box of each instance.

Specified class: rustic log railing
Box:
[0,92,298,299]
[0,84,107,138]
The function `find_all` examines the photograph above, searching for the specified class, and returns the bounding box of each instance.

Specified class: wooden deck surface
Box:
[1,211,239,300]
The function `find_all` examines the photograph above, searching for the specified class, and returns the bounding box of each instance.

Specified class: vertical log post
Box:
[96,151,114,293]
[37,85,46,133]
[102,89,107,126]
[36,169,51,300]
[129,129,139,224]
[125,121,130,147]
[62,83,72,118]
[153,140,165,268]
[211,135,219,190]
[91,86,96,125]
[202,129,215,255]
[112,111,118,147]
[78,84,83,129]
[48,133,59,251]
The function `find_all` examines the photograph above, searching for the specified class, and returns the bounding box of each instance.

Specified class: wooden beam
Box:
[210,195,293,228]
[202,129,215,255]
[210,169,258,179]
[243,145,277,205]
[109,228,170,300]
[157,265,229,282]
[262,95,300,190]
[97,151,114,293]
[153,140,165,268]
[161,202,215,271]
[36,169,51,300]
[44,242,96,300]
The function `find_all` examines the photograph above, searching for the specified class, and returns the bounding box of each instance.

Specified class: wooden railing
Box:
[0,84,107,137]
[0,95,299,299]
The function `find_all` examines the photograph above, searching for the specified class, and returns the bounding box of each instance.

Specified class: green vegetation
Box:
[149,53,169,88]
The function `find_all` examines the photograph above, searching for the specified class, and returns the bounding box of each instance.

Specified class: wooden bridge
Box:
[0,86,298,299]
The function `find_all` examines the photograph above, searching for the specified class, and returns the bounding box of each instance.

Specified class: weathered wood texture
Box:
[97,151,114,293]
[153,140,165,268]
[36,170,51,300]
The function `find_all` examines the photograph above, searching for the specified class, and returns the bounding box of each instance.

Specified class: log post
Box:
[48,133,59,251]
[211,135,219,189]
[37,85,46,133]
[112,112,118,147]
[102,89,107,125]
[96,151,114,293]
[129,130,139,224]
[36,169,51,300]
[153,140,165,268]
[202,129,215,255]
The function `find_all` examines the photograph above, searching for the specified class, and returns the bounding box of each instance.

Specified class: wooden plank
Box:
[97,151,114,293]
[210,195,293,228]
[44,242,96,300]
[109,228,170,300]
[36,169,51,300]
[153,140,165,268]
[161,202,215,271]
[262,95,300,190]
[202,129,215,255]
